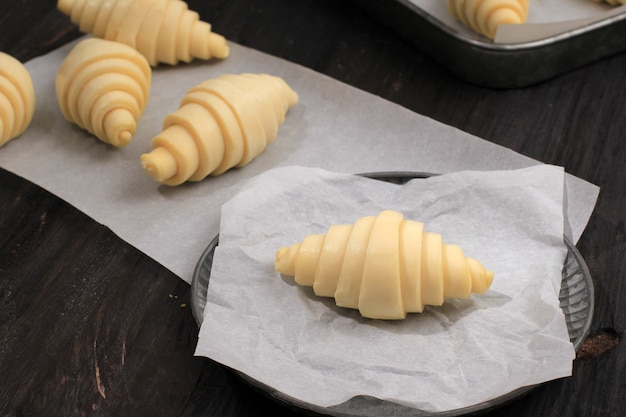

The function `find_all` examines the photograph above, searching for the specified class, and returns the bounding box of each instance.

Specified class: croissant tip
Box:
[57,0,74,14]
[275,246,288,266]
[108,130,133,147]
[483,270,495,292]
[473,269,495,294]
[213,43,230,59]
[140,153,161,181]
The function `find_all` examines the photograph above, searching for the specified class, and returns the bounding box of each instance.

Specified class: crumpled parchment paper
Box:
[196,164,575,413]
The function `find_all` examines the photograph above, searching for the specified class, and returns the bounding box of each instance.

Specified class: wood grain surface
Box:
[0,1,624,416]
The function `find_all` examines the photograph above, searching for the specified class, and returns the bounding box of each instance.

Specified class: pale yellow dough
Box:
[56,38,151,147]
[275,210,495,320]
[447,0,530,40]
[0,52,36,148]
[140,73,298,185]
[57,0,230,66]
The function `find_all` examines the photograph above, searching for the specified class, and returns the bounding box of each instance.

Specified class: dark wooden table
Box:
[1,1,623,416]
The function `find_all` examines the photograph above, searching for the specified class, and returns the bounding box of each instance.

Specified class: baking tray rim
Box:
[388,0,626,51]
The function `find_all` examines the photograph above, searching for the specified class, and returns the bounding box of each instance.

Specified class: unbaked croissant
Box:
[140,73,298,185]
[56,38,151,147]
[447,0,530,40]
[0,52,35,147]
[275,210,494,320]
[57,0,229,66]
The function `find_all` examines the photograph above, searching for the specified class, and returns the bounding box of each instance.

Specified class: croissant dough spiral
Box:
[140,73,298,185]
[56,38,152,147]
[57,0,229,66]
[447,0,530,39]
[0,52,36,148]
[275,210,494,320]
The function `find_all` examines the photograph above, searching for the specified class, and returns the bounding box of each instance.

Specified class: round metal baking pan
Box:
[191,171,594,417]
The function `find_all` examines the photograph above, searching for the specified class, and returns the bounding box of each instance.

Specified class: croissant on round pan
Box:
[57,0,229,66]
[275,210,494,320]
[0,52,36,148]
[55,38,152,147]
[447,0,530,40]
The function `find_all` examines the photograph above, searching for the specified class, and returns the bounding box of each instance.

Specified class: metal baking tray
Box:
[349,0,626,88]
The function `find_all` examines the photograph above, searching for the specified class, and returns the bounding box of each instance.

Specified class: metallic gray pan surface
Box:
[349,0,626,88]
[191,172,594,417]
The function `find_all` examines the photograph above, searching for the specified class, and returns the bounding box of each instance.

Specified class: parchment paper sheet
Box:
[0,38,598,285]
[416,0,626,43]
[196,164,575,412]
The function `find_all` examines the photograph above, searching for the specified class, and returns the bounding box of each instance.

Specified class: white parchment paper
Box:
[196,164,575,412]
[0,38,599,285]
[416,0,626,43]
